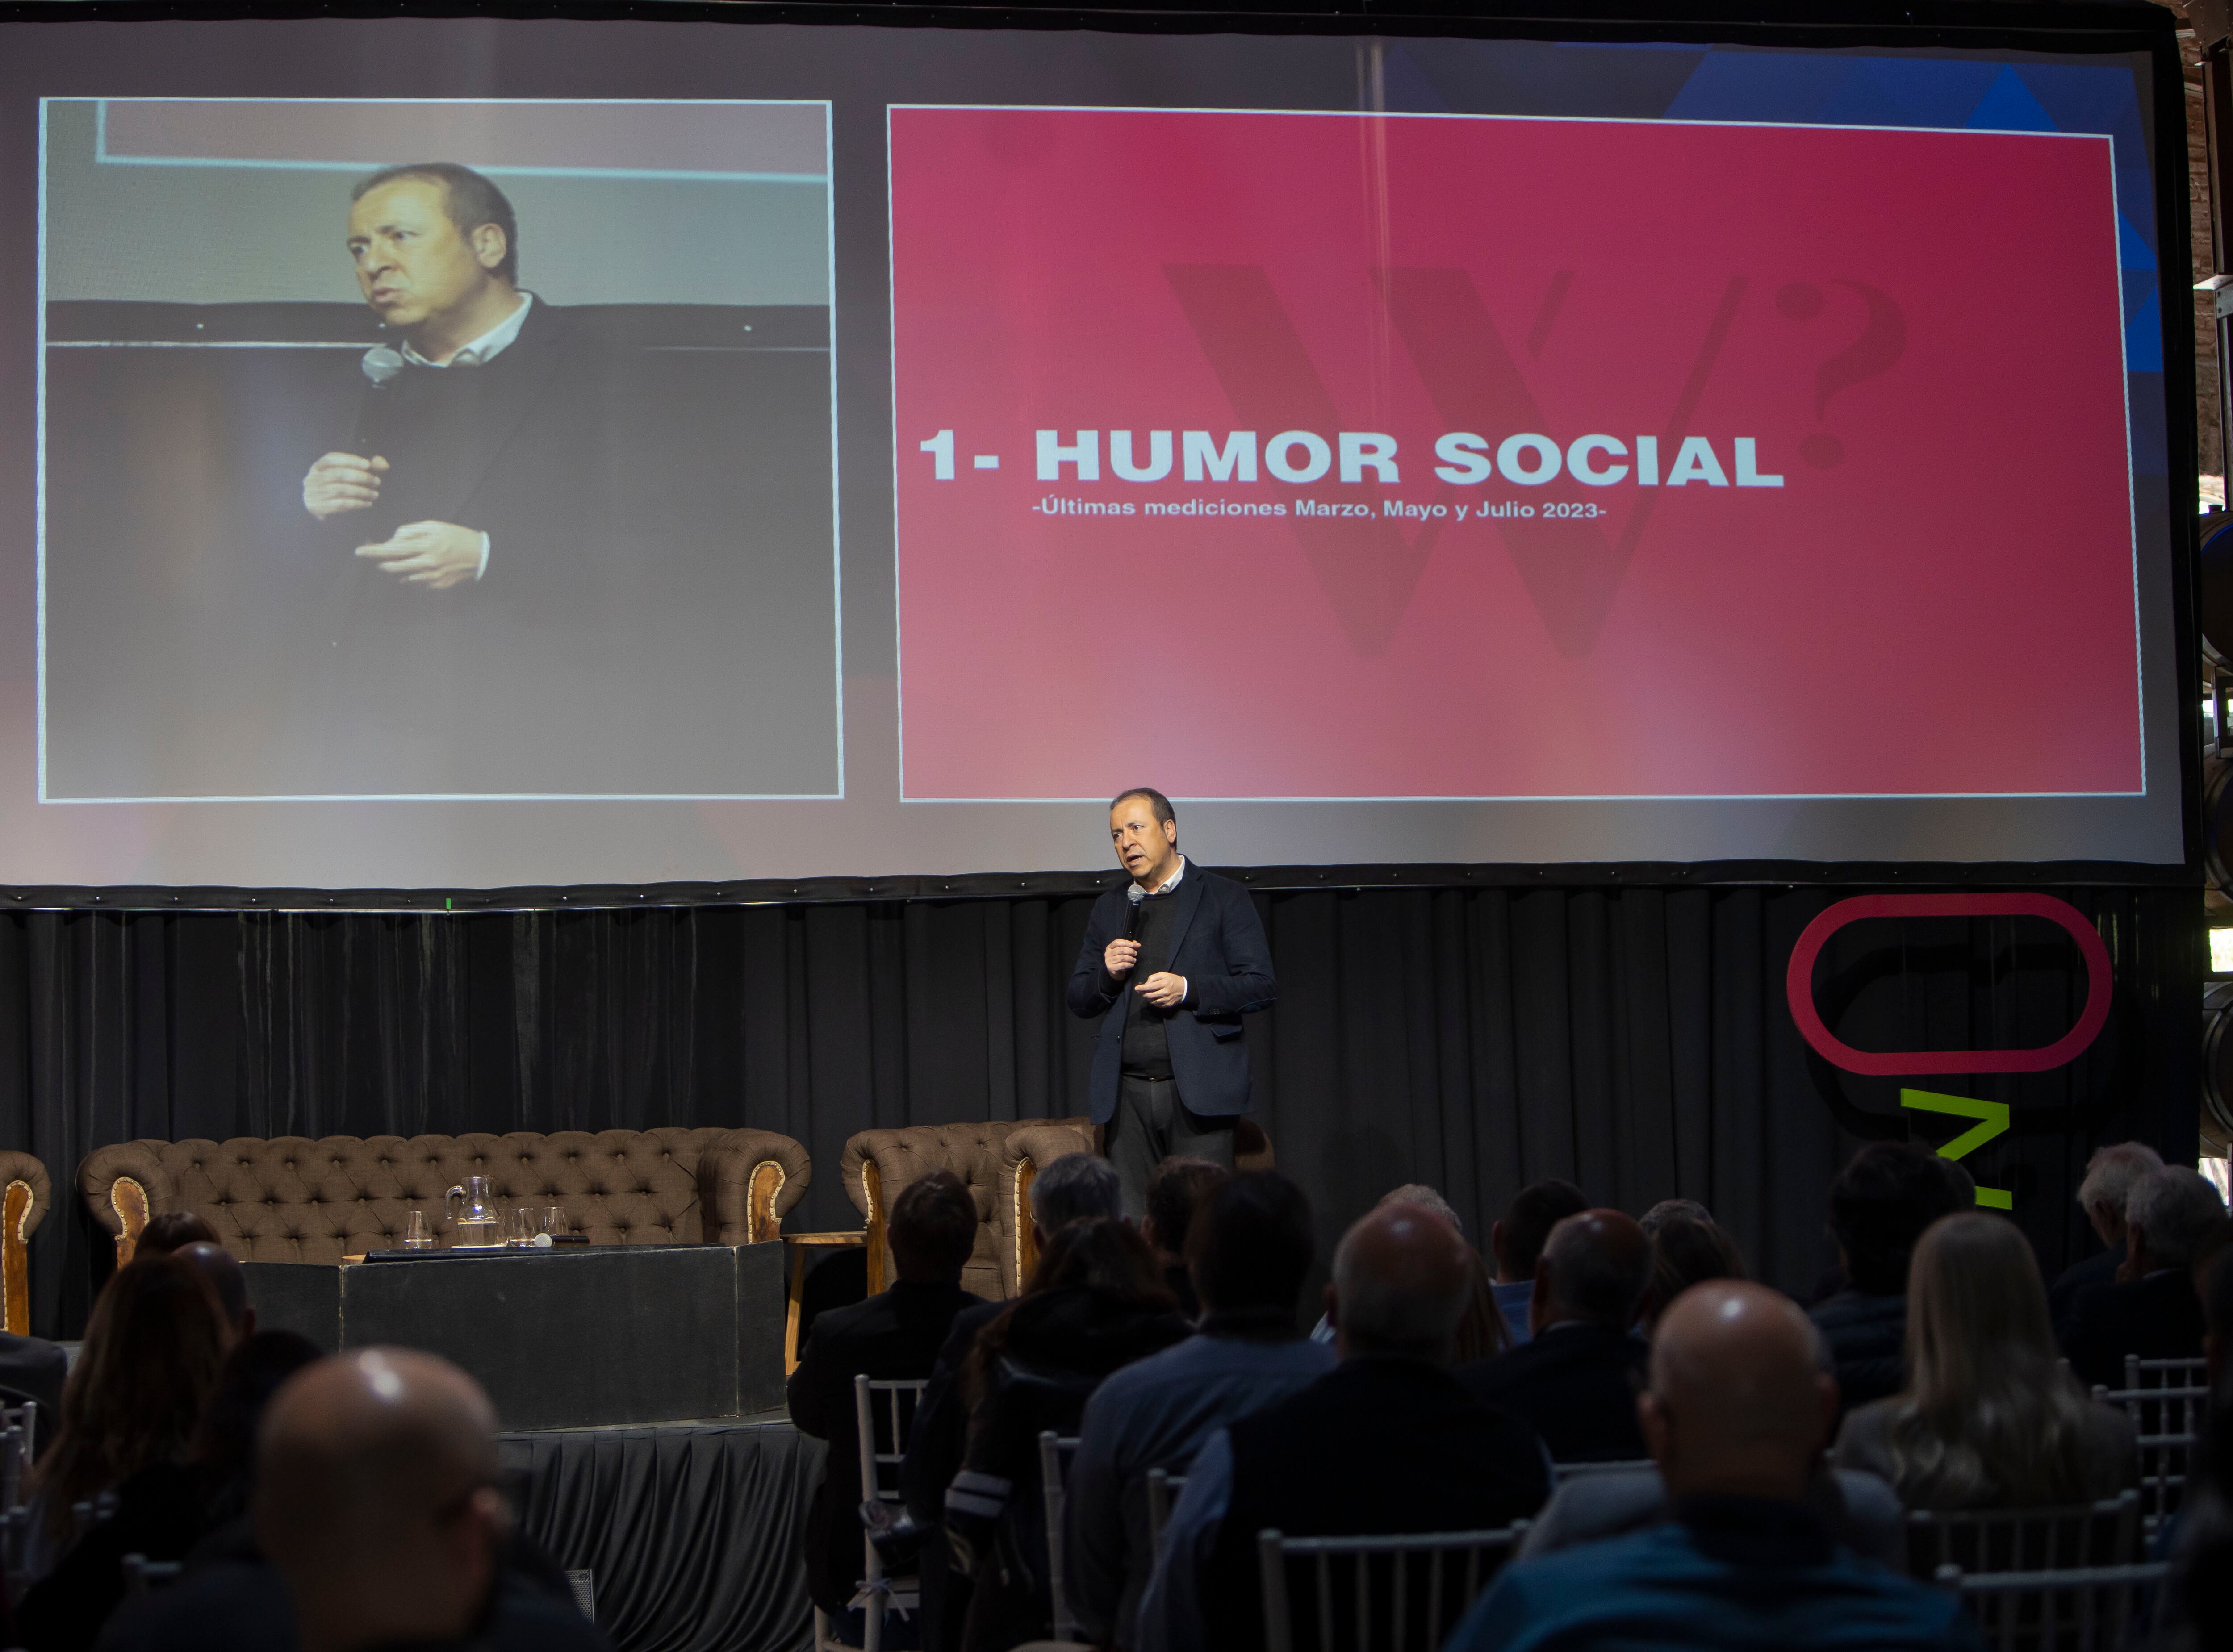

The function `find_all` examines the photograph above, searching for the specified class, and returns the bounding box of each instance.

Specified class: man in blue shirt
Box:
[1065,1172,1334,1647]
[1448,1281,1982,1652]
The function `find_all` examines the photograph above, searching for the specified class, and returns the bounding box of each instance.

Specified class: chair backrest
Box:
[1038,1430,1081,1643]
[1256,1522,1530,1652]
[853,1375,927,1510]
[2093,1383,2203,1542]
[1905,1492,2140,1580]
[1937,1560,2168,1652]
[1147,1468,1186,1557]
[1550,1458,1655,1484]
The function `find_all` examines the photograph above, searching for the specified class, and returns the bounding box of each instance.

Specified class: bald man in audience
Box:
[1458,1209,1652,1462]
[1448,1282,1982,1652]
[98,1348,611,1652]
[1136,1202,1551,1652]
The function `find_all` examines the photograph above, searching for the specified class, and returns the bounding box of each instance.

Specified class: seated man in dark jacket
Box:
[1457,1209,1652,1463]
[1808,1143,1971,1413]
[788,1168,984,1627]
[1137,1201,1552,1652]
[2063,1165,2225,1389]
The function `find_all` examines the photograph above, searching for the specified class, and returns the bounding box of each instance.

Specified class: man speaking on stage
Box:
[1067,789,1278,1214]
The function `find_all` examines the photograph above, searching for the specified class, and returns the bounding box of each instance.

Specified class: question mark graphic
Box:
[1774,281,1909,468]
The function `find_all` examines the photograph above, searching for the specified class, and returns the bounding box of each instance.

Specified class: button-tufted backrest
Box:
[87,1128,801,1265]
[841,1120,1092,1300]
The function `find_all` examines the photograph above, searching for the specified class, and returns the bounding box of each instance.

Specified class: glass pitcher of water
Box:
[445,1176,502,1246]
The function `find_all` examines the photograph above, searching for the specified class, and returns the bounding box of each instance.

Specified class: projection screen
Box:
[0,8,2194,891]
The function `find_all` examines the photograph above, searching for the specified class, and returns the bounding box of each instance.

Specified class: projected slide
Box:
[41,99,841,801]
[889,106,2140,803]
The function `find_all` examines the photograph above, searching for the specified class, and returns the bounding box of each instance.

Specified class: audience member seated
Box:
[1308,1182,1465,1344]
[1490,1179,1587,1347]
[130,1212,218,1259]
[1834,1212,2135,1511]
[2048,1143,2163,1340]
[1137,1202,1552,1652]
[18,1256,228,1606]
[27,1331,324,1652]
[1637,1210,1746,1333]
[2154,1240,2233,1652]
[1447,1281,1982,1652]
[100,1348,611,1652]
[1066,1172,1334,1648]
[788,1168,983,1628]
[1459,1209,1652,1464]
[945,1219,1187,1652]
[903,1151,1122,1652]
[189,1330,326,1539]
[1810,1143,1972,1413]
[2063,1165,2225,1389]
[1141,1156,1226,1320]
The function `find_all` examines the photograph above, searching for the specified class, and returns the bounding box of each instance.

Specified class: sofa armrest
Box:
[699,1129,811,1244]
[78,1142,176,1268]
[999,1120,1099,1295]
[0,1152,50,1337]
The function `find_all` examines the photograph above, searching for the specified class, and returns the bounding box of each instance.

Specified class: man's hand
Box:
[1134,972,1187,1009]
[355,521,484,590]
[302,453,388,520]
[1104,938,1140,981]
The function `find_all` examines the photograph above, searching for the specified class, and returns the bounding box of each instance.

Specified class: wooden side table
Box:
[782,1231,868,1374]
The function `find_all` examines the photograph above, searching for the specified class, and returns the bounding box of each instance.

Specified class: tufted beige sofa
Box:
[839,1118,1275,1300]
[0,1151,50,1335]
[77,1128,810,1267]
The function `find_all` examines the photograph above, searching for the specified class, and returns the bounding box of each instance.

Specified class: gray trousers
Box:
[1107,1073,1236,1218]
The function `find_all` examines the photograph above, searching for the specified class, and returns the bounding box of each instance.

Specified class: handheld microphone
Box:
[1125,882,1146,942]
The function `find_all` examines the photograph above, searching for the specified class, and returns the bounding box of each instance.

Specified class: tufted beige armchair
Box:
[0,1151,51,1335]
[77,1127,810,1267]
[839,1118,1275,1300]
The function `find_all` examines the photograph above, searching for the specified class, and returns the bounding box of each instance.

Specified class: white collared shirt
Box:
[397,292,533,580]
[401,291,533,368]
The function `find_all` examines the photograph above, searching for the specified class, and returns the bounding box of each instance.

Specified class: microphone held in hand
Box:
[1125,881,1147,942]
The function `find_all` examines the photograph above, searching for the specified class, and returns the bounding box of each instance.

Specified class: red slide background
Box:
[888,107,2139,801]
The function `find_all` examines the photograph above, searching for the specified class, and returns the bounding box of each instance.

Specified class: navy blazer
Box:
[1065,864,1276,1123]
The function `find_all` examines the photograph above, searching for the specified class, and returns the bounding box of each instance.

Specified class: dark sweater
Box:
[1120,892,1180,1077]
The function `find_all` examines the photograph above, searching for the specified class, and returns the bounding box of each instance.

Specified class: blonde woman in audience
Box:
[1833,1211,2136,1508]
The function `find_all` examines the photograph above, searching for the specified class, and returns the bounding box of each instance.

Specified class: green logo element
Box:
[1899,1088,2012,1210]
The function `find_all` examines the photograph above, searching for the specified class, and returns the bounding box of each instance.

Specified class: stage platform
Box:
[502,1411,822,1652]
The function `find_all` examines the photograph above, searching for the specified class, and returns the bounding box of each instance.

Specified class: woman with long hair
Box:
[951,1217,1187,1652]
[1832,1211,2135,1508]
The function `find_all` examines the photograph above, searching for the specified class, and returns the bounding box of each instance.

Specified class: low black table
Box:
[243,1243,787,1429]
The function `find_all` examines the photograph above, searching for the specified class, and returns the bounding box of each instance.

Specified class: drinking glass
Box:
[403,1211,435,1251]
[543,1206,568,1238]
[508,1208,536,1246]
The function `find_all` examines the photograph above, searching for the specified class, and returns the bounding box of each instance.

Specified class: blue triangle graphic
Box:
[1968,66,2058,133]
[2119,213,2158,272]
[2125,288,2163,373]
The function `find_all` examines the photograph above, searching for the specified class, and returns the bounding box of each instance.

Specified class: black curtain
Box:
[0,880,2197,1339]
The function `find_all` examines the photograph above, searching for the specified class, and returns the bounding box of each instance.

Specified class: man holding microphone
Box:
[1067,789,1278,1215]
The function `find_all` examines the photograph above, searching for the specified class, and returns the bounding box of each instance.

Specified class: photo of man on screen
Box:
[40,98,840,804]
[302,163,547,593]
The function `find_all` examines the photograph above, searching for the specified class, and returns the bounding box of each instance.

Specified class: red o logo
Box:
[1785,893,2112,1076]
